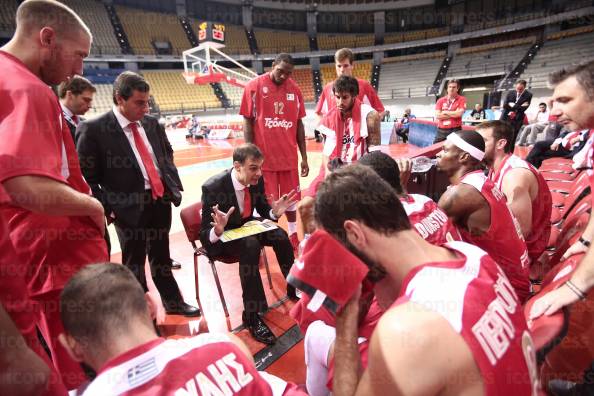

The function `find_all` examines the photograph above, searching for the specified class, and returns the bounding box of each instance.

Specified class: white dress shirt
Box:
[209,169,276,243]
[112,106,161,189]
[61,103,77,126]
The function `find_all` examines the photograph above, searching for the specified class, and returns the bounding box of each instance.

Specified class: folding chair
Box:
[180,201,273,317]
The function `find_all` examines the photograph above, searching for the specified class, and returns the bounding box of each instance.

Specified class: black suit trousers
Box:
[207,227,294,315]
[114,194,181,303]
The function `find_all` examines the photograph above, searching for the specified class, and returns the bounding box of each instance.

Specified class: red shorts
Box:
[263,169,301,203]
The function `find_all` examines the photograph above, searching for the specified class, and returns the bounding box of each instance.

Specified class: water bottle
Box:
[411,156,438,173]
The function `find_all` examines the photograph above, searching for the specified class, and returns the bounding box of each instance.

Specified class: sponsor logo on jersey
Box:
[263,87,268,94]
[287,93,295,101]
[264,117,293,130]
[342,135,356,145]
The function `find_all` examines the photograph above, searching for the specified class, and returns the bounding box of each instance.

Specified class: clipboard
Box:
[221,220,278,243]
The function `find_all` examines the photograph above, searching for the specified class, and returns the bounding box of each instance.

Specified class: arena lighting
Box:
[462,86,488,92]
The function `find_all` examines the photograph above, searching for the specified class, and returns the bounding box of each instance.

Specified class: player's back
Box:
[81,334,282,396]
[401,193,460,244]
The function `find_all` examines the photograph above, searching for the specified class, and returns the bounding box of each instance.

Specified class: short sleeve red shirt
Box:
[0,51,107,296]
[315,79,384,116]
[240,73,305,172]
[435,95,466,129]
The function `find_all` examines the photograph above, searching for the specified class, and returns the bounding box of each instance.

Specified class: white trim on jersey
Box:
[401,194,433,215]
[460,171,487,192]
[404,241,486,332]
[258,372,290,396]
[83,333,234,396]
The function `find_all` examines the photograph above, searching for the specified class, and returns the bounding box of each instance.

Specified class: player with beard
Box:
[477,120,552,264]
[297,75,380,238]
[312,165,539,396]
[436,131,531,302]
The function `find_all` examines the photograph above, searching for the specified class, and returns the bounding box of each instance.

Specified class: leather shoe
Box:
[243,312,276,345]
[164,301,200,317]
[548,379,580,396]
[171,260,182,270]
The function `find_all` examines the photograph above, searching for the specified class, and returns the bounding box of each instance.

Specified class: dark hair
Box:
[333,75,359,97]
[516,79,527,86]
[16,0,90,36]
[315,165,411,244]
[273,53,294,66]
[539,102,547,108]
[475,120,514,154]
[334,48,354,64]
[447,79,460,89]
[58,75,95,98]
[358,151,403,194]
[60,263,150,348]
[112,71,150,105]
[233,143,263,164]
[549,60,594,101]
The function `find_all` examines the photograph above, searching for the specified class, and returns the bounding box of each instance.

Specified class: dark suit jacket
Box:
[501,89,533,121]
[76,111,183,227]
[200,169,274,255]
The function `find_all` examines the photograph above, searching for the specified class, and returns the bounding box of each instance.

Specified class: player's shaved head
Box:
[15,0,91,38]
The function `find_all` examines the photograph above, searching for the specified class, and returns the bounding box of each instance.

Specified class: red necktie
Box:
[129,123,164,200]
[242,186,251,219]
[71,115,79,125]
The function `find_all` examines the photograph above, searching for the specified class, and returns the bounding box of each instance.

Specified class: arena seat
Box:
[448,43,532,79]
[378,53,445,99]
[317,33,374,50]
[179,201,272,317]
[320,61,371,87]
[115,6,190,55]
[383,27,449,44]
[547,172,589,195]
[216,68,258,107]
[61,0,121,55]
[86,84,115,118]
[291,68,315,102]
[142,71,222,111]
[255,28,310,53]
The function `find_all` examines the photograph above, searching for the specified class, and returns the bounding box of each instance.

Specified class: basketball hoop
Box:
[182,42,257,88]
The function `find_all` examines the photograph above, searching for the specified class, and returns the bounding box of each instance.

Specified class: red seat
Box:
[542,171,577,182]
[541,158,574,168]
[547,172,588,194]
[180,201,273,317]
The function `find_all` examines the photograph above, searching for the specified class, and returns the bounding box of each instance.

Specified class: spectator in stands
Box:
[297,75,381,239]
[436,131,531,302]
[315,48,386,120]
[500,79,532,150]
[434,79,467,143]
[393,107,416,143]
[529,60,594,396]
[516,102,553,146]
[76,71,198,317]
[470,103,486,120]
[477,120,552,265]
[240,53,308,252]
[200,144,298,345]
[0,0,108,390]
[313,165,538,396]
[59,263,297,395]
[58,75,95,140]
[525,128,590,168]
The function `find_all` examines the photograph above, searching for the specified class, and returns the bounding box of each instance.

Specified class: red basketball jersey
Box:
[456,171,531,302]
[80,334,286,396]
[240,73,306,172]
[400,193,461,245]
[315,78,384,116]
[392,241,539,396]
[488,154,552,262]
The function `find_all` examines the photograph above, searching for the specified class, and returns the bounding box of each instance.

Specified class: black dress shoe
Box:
[171,260,182,270]
[164,301,201,317]
[242,312,276,345]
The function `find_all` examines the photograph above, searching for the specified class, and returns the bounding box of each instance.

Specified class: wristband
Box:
[579,237,591,248]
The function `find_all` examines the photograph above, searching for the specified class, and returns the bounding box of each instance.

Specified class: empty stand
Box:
[447,41,533,79]
[317,33,374,50]
[254,28,309,54]
[0,0,17,34]
[61,0,121,55]
[320,61,372,87]
[384,27,449,44]
[523,28,594,89]
[377,52,444,99]
[142,70,221,112]
[291,68,315,102]
[86,84,115,118]
[115,6,190,56]
[217,68,257,107]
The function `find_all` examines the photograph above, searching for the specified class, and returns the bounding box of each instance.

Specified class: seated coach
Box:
[200,144,298,345]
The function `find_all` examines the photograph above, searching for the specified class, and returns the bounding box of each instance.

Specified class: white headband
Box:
[446,133,485,161]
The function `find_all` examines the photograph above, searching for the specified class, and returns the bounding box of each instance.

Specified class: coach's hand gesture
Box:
[211,204,235,236]
[271,190,298,218]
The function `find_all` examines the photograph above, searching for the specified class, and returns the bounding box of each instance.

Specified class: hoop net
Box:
[182,42,257,88]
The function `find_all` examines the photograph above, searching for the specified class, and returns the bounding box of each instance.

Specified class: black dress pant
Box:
[114,196,181,303]
[525,140,573,169]
[207,227,294,315]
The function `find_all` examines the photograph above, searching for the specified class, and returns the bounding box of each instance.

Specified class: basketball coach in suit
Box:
[201,144,298,344]
[501,79,533,150]
[76,71,199,317]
